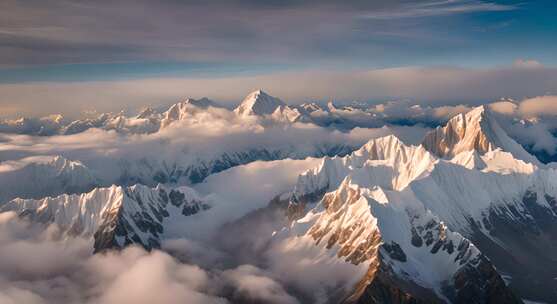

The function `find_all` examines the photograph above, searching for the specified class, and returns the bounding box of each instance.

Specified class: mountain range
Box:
[0,91,556,303]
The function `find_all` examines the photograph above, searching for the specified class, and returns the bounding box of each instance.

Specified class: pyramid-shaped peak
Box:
[235,90,286,116]
[422,105,540,165]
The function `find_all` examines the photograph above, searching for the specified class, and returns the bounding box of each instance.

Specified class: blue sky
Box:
[0,0,555,82]
[0,0,556,117]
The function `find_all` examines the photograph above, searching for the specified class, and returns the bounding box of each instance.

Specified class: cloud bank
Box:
[0,211,307,304]
[1,64,556,118]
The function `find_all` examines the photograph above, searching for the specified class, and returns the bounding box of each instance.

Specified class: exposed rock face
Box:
[282,106,553,302]
[2,104,555,303]
[449,255,522,304]
[422,106,539,165]
[281,173,521,304]
[471,190,557,302]
[352,261,444,304]
[0,184,210,252]
[306,181,382,266]
[143,145,354,185]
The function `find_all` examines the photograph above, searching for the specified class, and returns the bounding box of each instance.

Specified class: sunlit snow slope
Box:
[281,106,556,303]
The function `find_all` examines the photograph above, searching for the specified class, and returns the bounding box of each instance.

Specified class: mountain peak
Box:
[183,97,214,108]
[234,90,286,116]
[136,107,155,119]
[422,105,540,164]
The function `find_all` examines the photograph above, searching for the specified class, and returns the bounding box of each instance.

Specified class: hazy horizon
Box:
[1,0,556,118]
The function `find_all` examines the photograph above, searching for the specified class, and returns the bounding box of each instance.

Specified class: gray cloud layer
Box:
[0,0,515,66]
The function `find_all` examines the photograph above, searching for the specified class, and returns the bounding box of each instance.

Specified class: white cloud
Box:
[488,100,518,115]
[518,95,557,117]
[361,0,514,19]
[0,213,307,304]
[222,265,299,304]
[96,249,225,304]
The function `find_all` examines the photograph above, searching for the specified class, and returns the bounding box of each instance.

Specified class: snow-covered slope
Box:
[280,106,557,302]
[0,183,210,252]
[0,115,65,135]
[159,97,220,128]
[2,99,557,303]
[0,97,221,136]
[422,106,540,165]
[279,176,518,303]
[234,90,287,117]
[0,155,98,203]
[1,92,384,202]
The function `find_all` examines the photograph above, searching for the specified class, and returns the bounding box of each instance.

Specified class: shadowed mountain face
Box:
[2,99,556,303]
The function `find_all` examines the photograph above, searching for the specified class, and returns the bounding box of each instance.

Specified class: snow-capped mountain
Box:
[0,138,356,204]
[2,94,557,303]
[159,97,221,128]
[281,106,556,302]
[234,90,287,116]
[0,183,210,252]
[0,91,378,203]
[0,155,99,203]
[0,96,221,136]
[115,143,354,187]
[422,106,540,165]
[1,91,555,168]
[0,90,324,135]
[0,115,65,135]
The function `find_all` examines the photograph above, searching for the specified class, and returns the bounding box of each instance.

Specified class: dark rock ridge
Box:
[93,186,210,252]
[1,184,210,253]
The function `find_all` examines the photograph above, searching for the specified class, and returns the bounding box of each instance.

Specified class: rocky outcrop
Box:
[1,184,211,253]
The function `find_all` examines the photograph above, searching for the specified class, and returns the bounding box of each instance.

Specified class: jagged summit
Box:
[292,135,436,200]
[422,105,539,165]
[358,135,408,157]
[136,107,155,119]
[234,89,286,116]
[1,183,210,252]
[182,97,215,108]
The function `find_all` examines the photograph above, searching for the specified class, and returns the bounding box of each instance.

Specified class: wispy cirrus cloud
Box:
[360,0,516,19]
[0,0,521,68]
